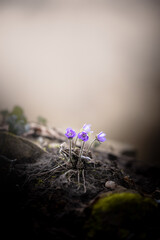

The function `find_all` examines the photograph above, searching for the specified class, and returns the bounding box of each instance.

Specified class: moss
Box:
[92,192,157,213]
[85,192,158,239]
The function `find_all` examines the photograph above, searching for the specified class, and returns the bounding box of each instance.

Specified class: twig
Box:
[39,161,69,176]
[23,161,69,185]
[54,157,68,170]
[82,169,86,193]
[77,170,80,190]
[59,169,77,183]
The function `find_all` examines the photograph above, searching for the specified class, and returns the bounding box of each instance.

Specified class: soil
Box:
[0,129,160,240]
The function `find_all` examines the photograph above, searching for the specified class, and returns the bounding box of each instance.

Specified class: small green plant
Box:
[0,109,9,125]
[0,106,28,135]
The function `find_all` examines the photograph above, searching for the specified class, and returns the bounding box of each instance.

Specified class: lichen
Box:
[85,192,158,239]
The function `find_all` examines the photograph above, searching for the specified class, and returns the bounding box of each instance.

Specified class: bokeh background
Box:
[0,0,160,163]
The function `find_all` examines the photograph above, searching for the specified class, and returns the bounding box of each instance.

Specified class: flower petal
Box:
[78,131,89,142]
[97,131,106,142]
[100,132,106,137]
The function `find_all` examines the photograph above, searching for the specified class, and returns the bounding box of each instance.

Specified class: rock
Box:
[85,192,158,239]
[105,180,117,190]
[0,131,45,163]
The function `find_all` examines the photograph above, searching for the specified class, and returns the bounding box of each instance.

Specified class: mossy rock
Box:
[85,192,158,240]
[0,131,45,163]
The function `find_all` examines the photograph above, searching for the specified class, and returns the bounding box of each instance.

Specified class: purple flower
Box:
[65,128,76,139]
[78,131,89,142]
[82,123,92,133]
[96,131,106,142]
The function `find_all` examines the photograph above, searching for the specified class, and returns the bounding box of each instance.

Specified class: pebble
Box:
[105,180,117,190]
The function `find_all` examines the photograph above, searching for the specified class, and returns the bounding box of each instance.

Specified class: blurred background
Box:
[0,0,160,163]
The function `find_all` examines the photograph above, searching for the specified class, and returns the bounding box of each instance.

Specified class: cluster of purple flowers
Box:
[65,124,106,168]
[65,123,106,146]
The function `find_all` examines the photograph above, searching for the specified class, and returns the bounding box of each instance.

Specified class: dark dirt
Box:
[0,130,160,240]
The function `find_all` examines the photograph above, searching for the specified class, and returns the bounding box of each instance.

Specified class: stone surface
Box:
[105,180,117,189]
[0,131,45,163]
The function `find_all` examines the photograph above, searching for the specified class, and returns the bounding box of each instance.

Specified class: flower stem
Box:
[79,141,85,161]
[87,138,97,153]
[69,139,72,163]
[74,135,78,149]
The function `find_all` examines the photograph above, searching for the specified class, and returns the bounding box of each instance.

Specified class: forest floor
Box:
[0,124,160,240]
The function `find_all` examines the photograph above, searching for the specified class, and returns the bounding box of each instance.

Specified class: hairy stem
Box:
[74,135,78,149]
[69,139,73,164]
[82,169,86,193]
[69,139,76,167]
[77,170,80,189]
[79,141,85,161]
[87,138,96,153]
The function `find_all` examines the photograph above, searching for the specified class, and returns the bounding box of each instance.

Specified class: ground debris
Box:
[0,129,160,240]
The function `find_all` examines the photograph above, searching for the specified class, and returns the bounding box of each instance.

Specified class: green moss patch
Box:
[85,192,158,239]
